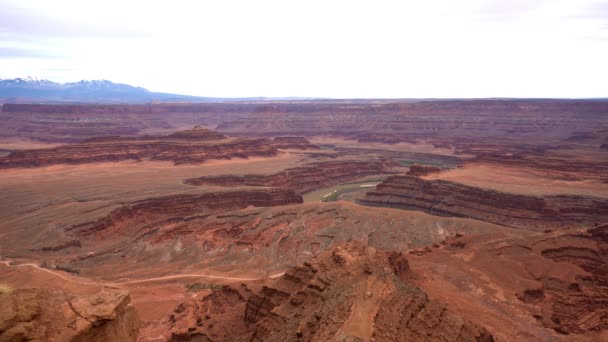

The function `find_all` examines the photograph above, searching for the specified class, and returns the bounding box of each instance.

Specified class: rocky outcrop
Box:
[411,224,608,338]
[0,287,139,341]
[0,128,278,168]
[69,189,303,239]
[529,224,608,334]
[406,164,442,177]
[469,154,608,180]
[271,137,319,149]
[359,176,608,230]
[166,286,246,341]
[162,242,494,342]
[334,147,463,168]
[184,159,397,194]
[3,99,607,142]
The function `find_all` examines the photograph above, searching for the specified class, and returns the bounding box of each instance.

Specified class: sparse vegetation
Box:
[322,186,370,202]
[184,282,222,292]
[0,284,13,294]
[398,159,456,168]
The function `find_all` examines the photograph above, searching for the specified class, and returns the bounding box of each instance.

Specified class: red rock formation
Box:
[162,242,494,342]
[184,158,397,194]
[271,136,319,149]
[359,175,608,230]
[409,224,608,338]
[3,99,607,142]
[406,164,442,177]
[0,128,277,168]
[69,188,303,239]
[0,287,139,341]
[166,286,246,341]
[334,147,463,168]
[469,153,608,180]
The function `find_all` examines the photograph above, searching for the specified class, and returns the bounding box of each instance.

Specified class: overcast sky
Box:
[1,0,607,98]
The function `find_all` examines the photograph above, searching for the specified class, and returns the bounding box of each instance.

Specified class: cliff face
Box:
[0,128,278,168]
[271,136,319,149]
[69,188,303,239]
[0,288,139,341]
[469,154,608,180]
[2,99,607,142]
[163,242,494,342]
[406,164,442,177]
[409,224,608,338]
[184,158,397,194]
[359,176,608,230]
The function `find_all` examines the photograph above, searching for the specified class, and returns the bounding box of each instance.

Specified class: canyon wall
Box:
[69,188,303,239]
[163,242,494,341]
[184,158,396,194]
[3,99,607,142]
[0,288,139,341]
[359,175,608,230]
[0,128,278,168]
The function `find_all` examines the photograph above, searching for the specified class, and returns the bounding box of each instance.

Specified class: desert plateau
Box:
[2,1,608,341]
[1,99,607,341]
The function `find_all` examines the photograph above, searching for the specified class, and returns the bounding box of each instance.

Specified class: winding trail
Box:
[0,260,284,286]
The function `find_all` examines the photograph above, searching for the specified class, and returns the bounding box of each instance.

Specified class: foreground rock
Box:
[409,224,608,340]
[359,175,608,230]
[163,242,494,341]
[0,287,139,341]
[184,158,396,194]
[0,127,278,168]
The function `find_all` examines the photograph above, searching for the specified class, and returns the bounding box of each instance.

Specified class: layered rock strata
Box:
[0,128,278,168]
[406,164,442,177]
[3,99,607,142]
[163,242,494,342]
[0,287,139,341]
[184,159,396,194]
[359,176,608,230]
[69,188,303,239]
[271,136,319,149]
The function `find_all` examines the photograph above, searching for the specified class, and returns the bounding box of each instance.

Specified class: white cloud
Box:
[0,0,607,97]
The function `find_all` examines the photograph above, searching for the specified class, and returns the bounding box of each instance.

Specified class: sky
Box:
[0,0,607,98]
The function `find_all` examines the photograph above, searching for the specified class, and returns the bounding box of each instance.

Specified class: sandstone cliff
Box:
[163,242,494,342]
[0,287,139,341]
[271,136,319,149]
[3,99,607,142]
[0,128,278,168]
[359,175,608,230]
[69,188,303,239]
[184,158,397,194]
[409,224,608,339]
[406,164,442,177]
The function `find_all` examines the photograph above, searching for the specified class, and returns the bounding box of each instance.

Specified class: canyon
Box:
[0,127,282,168]
[2,99,608,143]
[359,175,608,230]
[162,242,495,341]
[184,158,397,194]
[0,98,607,341]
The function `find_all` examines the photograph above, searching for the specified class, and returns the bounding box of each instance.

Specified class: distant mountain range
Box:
[0,77,323,103]
[0,76,224,103]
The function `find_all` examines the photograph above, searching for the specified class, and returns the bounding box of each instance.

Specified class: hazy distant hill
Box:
[0,77,221,103]
[0,77,326,103]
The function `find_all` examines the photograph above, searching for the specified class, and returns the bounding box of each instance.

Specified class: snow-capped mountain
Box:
[0,76,60,89]
[0,77,205,103]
